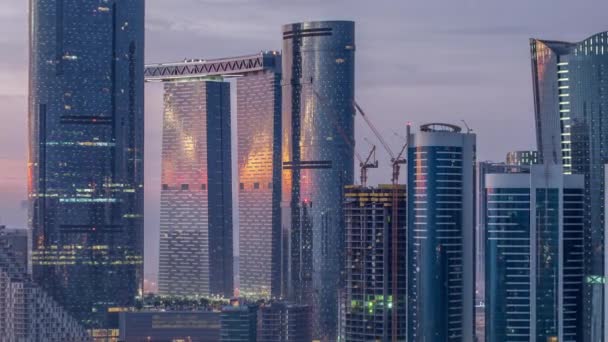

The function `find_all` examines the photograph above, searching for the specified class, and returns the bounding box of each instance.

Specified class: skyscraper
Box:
[531,32,608,340]
[484,165,584,341]
[236,53,282,299]
[343,185,407,341]
[220,301,258,342]
[281,20,355,340]
[28,0,144,328]
[407,123,476,341]
[158,80,233,298]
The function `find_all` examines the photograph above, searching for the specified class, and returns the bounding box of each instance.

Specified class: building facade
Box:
[158,80,233,297]
[407,123,476,341]
[258,301,311,342]
[29,0,144,328]
[0,227,28,273]
[343,185,407,341]
[119,311,221,342]
[484,165,584,341]
[531,32,608,340]
[0,235,90,341]
[505,150,540,166]
[236,53,283,299]
[220,302,258,342]
[281,20,355,340]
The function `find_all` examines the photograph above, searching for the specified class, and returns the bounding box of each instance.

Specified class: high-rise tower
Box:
[158,80,233,298]
[236,53,282,299]
[531,32,608,340]
[484,165,584,341]
[281,20,355,340]
[406,123,476,341]
[29,0,144,328]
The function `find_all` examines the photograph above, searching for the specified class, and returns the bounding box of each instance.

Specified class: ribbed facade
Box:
[531,32,608,340]
[406,124,476,341]
[158,80,233,297]
[484,165,584,341]
[236,57,282,299]
[281,20,355,340]
[257,301,311,342]
[343,185,407,341]
[505,151,540,166]
[28,0,144,328]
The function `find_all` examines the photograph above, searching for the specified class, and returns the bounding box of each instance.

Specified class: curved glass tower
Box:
[28,0,145,328]
[531,32,608,340]
[281,20,355,340]
[406,124,475,341]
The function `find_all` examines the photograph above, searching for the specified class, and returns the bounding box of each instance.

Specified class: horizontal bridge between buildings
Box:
[144,51,280,81]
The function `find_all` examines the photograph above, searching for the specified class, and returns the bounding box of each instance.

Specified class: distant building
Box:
[531,32,608,339]
[258,301,311,342]
[343,185,407,341]
[119,311,221,342]
[505,150,539,166]
[158,80,233,298]
[484,165,584,341]
[406,123,476,341]
[281,20,356,341]
[0,236,90,341]
[220,301,258,342]
[0,226,28,272]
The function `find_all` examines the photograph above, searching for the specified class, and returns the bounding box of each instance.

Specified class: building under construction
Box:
[342,184,407,341]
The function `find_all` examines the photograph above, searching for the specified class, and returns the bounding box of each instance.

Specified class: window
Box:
[268,183,273,189]
[181,184,189,190]
[162,184,169,190]
[254,182,260,189]
[201,184,206,191]
[240,183,244,190]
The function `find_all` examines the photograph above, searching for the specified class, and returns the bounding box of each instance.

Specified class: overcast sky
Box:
[0,0,607,276]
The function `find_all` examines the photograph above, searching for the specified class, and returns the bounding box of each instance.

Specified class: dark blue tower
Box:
[28,0,145,329]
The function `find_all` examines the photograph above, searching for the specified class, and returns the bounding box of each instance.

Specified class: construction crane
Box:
[311,89,379,186]
[353,101,409,342]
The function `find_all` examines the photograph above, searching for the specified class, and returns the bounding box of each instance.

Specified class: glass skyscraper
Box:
[406,123,476,341]
[28,0,144,328]
[236,53,282,299]
[484,165,584,341]
[158,80,233,298]
[531,31,608,340]
[281,20,355,340]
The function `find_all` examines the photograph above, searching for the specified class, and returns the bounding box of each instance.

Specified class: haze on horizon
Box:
[1,0,606,275]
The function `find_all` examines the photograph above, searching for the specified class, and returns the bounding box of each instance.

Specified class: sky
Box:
[0,0,607,277]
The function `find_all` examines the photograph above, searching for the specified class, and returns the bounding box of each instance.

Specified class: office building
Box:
[220,301,258,342]
[531,32,608,339]
[484,165,584,341]
[119,311,221,342]
[0,226,28,272]
[343,185,407,341]
[28,0,144,328]
[0,236,90,341]
[406,123,476,341]
[475,162,531,342]
[281,20,355,340]
[258,301,311,342]
[236,53,283,299]
[158,80,233,297]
